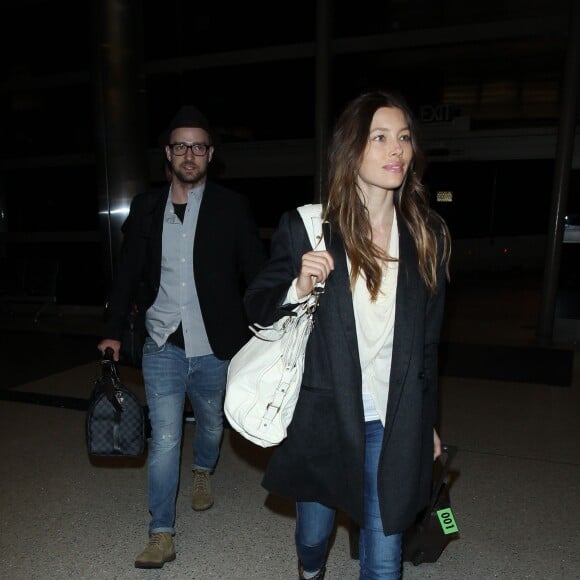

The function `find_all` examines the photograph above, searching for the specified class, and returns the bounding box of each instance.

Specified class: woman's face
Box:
[356,106,414,197]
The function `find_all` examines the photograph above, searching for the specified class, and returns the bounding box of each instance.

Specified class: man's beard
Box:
[173,164,208,186]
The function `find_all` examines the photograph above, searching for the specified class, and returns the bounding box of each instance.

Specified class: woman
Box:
[244,90,451,579]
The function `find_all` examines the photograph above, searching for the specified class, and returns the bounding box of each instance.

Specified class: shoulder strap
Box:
[296,204,327,294]
[296,203,325,251]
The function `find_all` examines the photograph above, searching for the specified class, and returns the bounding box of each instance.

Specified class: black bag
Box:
[348,444,460,565]
[86,348,146,457]
[402,444,460,565]
[119,304,146,369]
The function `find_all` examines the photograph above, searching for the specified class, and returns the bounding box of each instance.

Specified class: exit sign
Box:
[420,104,457,123]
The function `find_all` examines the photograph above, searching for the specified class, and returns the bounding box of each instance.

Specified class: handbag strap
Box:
[100,347,123,413]
[101,348,125,453]
[297,203,326,250]
[297,203,327,296]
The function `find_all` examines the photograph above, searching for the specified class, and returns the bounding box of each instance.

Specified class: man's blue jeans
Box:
[296,420,402,579]
[141,338,228,534]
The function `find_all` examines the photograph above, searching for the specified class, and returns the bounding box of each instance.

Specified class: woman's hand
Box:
[433,428,442,460]
[296,250,334,299]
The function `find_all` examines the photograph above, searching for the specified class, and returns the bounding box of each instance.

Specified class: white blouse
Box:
[351,213,399,425]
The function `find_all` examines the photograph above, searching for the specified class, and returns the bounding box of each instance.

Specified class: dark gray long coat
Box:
[244,208,447,534]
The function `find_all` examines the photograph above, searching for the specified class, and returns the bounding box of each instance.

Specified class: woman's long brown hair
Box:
[322,90,451,299]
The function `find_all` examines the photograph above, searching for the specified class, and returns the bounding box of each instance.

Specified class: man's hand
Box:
[97,339,122,362]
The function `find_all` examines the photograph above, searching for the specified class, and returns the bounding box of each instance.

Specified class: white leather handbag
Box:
[224,204,325,447]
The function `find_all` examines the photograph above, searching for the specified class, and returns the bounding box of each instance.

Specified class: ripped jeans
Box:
[142,338,228,533]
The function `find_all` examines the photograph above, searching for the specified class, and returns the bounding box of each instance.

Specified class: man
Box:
[97,105,267,569]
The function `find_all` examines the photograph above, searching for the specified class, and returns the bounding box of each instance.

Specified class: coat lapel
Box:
[384,219,419,439]
[325,220,420,383]
[326,229,360,366]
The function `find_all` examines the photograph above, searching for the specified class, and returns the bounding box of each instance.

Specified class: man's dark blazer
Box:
[244,208,447,534]
[103,181,267,360]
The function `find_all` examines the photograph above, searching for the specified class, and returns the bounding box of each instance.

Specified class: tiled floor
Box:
[1,271,579,579]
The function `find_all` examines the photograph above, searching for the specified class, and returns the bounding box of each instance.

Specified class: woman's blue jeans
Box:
[141,338,228,534]
[296,420,402,579]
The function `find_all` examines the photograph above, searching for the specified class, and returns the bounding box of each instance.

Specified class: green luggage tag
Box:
[436,507,459,535]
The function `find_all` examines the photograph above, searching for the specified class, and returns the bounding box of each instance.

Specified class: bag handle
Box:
[100,347,123,412]
[297,203,325,250]
[297,203,328,297]
[423,443,458,518]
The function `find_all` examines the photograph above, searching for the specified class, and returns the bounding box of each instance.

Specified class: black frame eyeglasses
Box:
[169,142,210,156]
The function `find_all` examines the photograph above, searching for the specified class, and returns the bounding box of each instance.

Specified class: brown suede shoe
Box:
[191,469,214,511]
[134,532,176,568]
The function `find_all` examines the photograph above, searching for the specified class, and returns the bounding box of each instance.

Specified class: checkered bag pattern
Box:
[86,355,146,457]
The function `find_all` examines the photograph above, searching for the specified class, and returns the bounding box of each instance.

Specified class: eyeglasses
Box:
[169,142,210,156]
